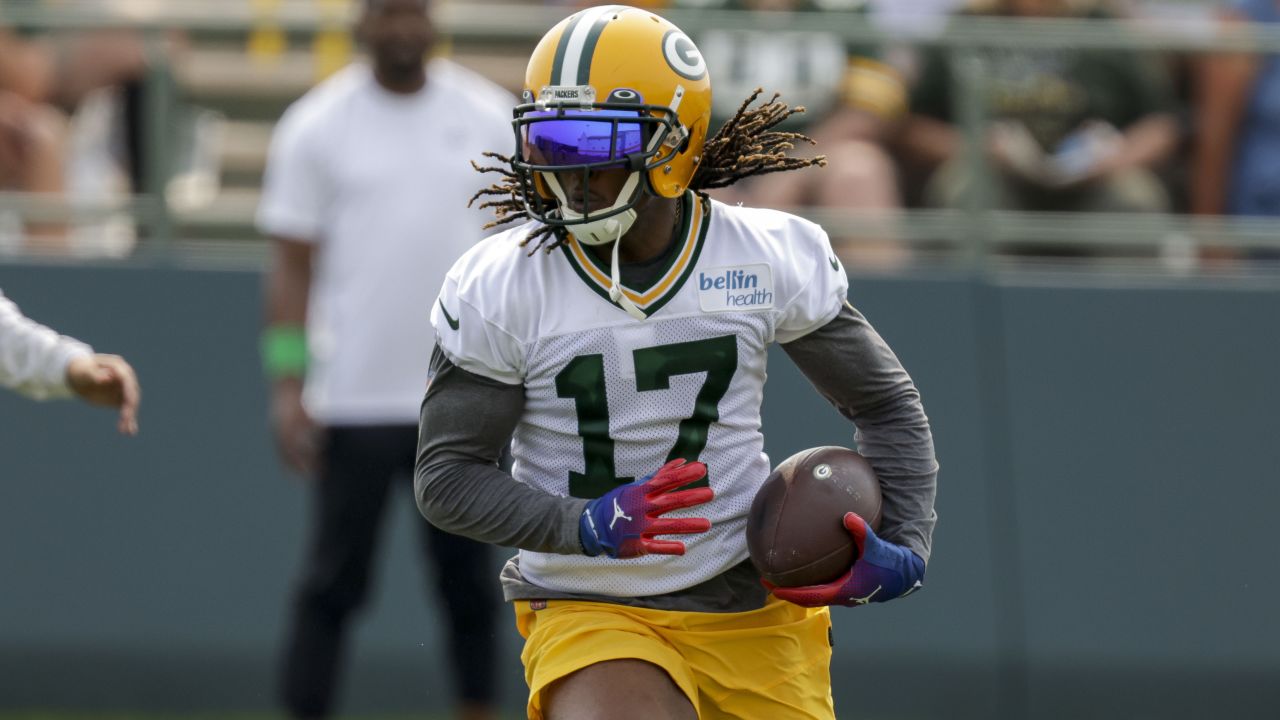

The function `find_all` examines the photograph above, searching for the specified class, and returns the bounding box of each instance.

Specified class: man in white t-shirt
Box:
[255,1,512,718]
[1,288,140,434]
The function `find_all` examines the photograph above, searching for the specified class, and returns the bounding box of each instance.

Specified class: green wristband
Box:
[261,325,308,379]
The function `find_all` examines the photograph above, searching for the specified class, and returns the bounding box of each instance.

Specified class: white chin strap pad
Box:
[544,172,641,245]
[608,228,647,321]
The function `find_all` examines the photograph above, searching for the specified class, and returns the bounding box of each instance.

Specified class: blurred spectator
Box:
[0,3,152,146]
[1192,1,1280,221]
[901,0,1180,224]
[257,1,510,718]
[686,0,911,269]
[0,26,69,250]
[0,88,66,249]
[0,3,180,255]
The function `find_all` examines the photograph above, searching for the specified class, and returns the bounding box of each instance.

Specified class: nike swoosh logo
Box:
[438,300,460,331]
[829,256,840,271]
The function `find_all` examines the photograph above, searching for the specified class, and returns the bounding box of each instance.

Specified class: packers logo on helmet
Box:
[510,5,713,239]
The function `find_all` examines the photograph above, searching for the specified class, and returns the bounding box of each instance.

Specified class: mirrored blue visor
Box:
[521,109,647,168]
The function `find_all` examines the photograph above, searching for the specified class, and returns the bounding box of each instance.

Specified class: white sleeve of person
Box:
[773,219,849,344]
[431,266,527,386]
[255,101,328,241]
[0,289,93,400]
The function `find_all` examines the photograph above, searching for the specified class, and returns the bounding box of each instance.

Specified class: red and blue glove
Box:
[579,459,713,558]
[764,512,925,607]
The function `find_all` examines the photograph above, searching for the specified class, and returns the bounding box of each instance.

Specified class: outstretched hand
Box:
[763,512,925,608]
[66,353,141,435]
[579,459,714,558]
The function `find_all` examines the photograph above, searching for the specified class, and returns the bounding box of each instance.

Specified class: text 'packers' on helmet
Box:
[510,5,712,243]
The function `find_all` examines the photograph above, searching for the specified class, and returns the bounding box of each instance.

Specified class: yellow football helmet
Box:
[511,5,713,241]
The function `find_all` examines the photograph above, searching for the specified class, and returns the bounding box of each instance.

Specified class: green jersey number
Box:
[554,335,738,499]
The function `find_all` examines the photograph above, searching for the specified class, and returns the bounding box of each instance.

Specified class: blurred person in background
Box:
[688,0,911,269]
[0,4,174,255]
[256,0,510,718]
[901,0,1180,233]
[1192,0,1280,257]
[0,25,70,249]
[1,287,140,434]
[0,4,153,180]
[0,86,65,248]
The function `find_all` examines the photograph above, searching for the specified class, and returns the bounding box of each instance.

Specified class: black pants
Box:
[280,424,500,718]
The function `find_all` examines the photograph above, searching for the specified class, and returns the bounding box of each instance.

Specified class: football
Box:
[746,446,883,588]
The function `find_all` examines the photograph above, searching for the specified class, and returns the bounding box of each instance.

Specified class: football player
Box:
[415,6,938,719]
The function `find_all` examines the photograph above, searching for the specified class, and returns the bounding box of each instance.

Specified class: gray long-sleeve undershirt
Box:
[415,352,587,554]
[415,301,938,609]
[782,301,939,560]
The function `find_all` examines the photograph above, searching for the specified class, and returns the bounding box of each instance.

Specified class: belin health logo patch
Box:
[697,264,774,312]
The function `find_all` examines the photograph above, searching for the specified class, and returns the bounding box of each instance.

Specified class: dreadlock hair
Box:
[467,88,827,255]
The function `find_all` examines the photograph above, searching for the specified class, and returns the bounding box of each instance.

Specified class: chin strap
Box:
[543,172,647,320]
[608,223,647,320]
[544,172,640,244]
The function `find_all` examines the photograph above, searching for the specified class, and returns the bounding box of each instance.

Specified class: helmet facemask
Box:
[510,87,692,321]
[511,86,689,245]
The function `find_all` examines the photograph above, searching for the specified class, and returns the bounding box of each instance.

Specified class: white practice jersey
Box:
[432,194,848,597]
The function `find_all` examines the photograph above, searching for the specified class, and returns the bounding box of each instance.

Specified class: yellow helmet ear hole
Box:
[684,120,706,154]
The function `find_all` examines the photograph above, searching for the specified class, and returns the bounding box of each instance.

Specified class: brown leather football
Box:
[746,446,883,588]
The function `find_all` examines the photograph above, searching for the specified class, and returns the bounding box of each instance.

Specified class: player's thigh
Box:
[516,601,702,719]
[699,656,834,720]
[688,603,836,720]
[543,659,696,720]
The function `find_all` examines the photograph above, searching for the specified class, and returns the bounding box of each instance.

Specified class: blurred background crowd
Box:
[2,0,1278,270]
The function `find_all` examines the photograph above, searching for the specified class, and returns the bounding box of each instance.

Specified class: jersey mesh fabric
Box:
[515,311,772,596]
[433,198,848,597]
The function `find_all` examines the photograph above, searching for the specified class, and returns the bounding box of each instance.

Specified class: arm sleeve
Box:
[780,301,939,562]
[774,223,849,344]
[415,346,588,553]
[0,290,93,400]
[255,106,327,241]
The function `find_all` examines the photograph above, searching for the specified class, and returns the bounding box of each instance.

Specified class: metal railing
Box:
[1,1,1278,270]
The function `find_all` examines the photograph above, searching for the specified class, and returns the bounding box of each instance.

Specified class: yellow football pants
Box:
[514,596,835,719]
